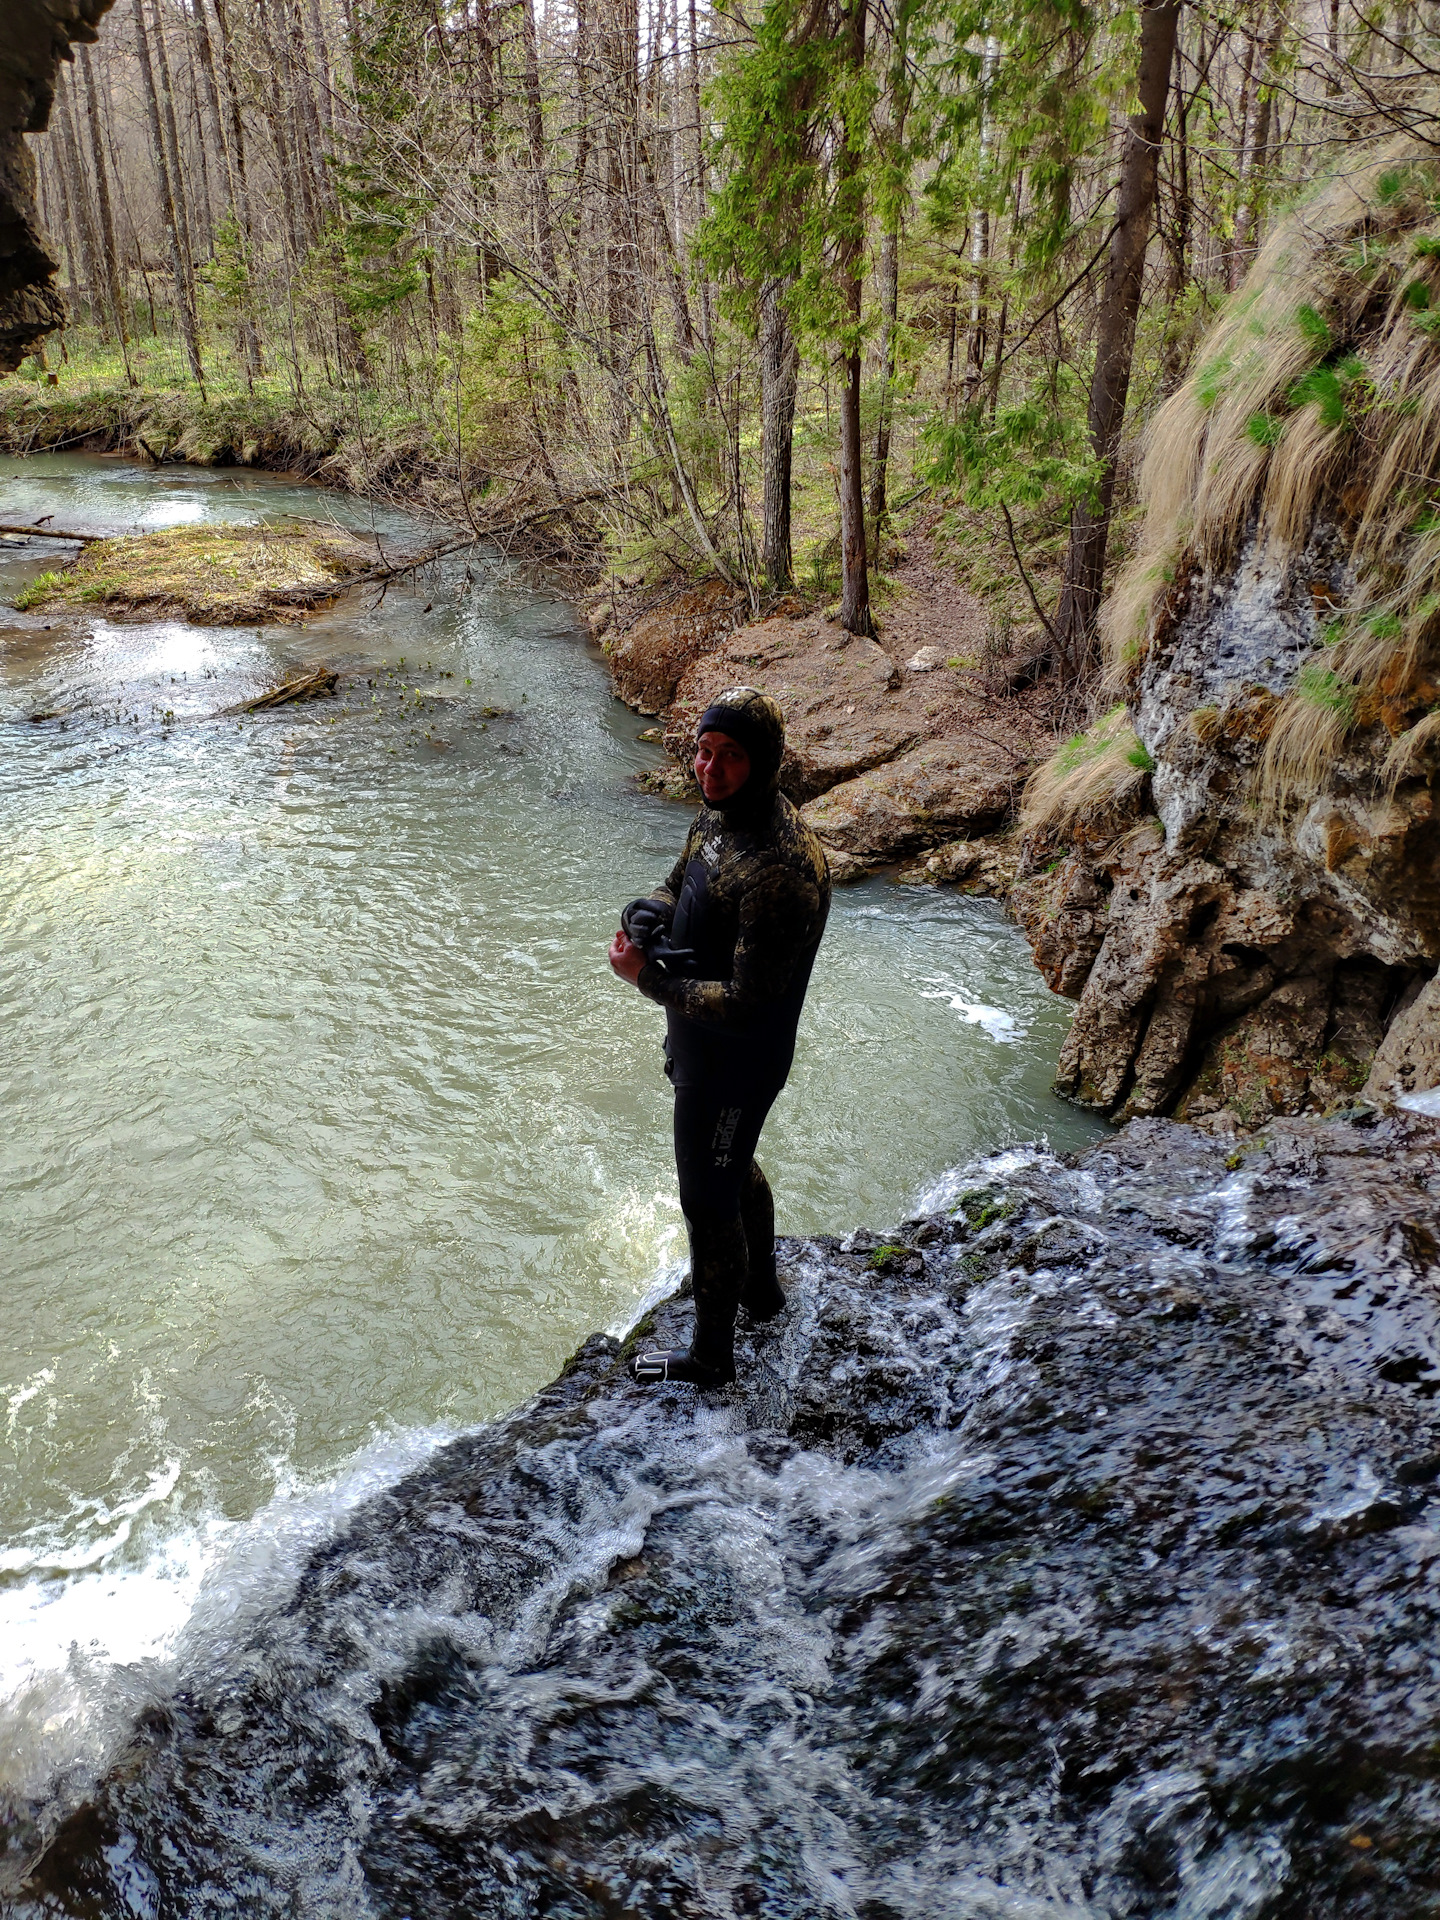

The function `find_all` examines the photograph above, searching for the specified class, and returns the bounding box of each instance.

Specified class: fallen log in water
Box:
[221,667,339,714]
[0,521,106,543]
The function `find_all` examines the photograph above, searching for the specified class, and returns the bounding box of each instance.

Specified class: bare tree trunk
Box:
[467,0,502,293]
[638,132,694,353]
[1159,13,1196,394]
[132,0,206,389]
[760,276,798,591]
[79,46,136,380]
[1226,7,1259,290]
[181,26,216,248]
[520,0,561,288]
[669,0,684,238]
[686,0,711,352]
[304,0,338,143]
[868,12,911,565]
[1231,2,1285,282]
[1326,0,1341,92]
[54,82,106,335]
[252,0,309,266]
[836,0,872,638]
[962,34,999,405]
[868,224,899,566]
[1054,0,1179,677]
[206,0,263,377]
[149,0,201,284]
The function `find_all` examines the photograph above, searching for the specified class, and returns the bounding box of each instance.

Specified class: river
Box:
[0,454,1104,1860]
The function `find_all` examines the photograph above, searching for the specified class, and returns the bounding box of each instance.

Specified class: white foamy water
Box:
[0,1422,463,1807]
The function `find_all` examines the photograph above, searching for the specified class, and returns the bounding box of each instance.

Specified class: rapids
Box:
[1,454,1105,1899]
[12,1110,1440,1917]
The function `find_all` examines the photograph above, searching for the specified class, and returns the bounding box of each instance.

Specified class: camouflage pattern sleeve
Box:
[639,860,825,1029]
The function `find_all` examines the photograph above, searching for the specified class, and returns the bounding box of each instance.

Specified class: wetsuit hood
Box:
[695,686,785,819]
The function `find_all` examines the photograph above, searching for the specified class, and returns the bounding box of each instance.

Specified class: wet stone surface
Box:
[15,1111,1440,1919]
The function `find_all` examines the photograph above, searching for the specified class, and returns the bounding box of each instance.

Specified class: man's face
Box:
[694,730,751,804]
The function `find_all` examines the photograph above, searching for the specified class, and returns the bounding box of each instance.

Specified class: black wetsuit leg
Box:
[660,1075,783,1378]
[739,1161,784,1320]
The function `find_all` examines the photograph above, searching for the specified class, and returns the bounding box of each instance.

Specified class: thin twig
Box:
[998,499,1061,651]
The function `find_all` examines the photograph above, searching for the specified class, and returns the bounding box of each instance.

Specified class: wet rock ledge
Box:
[15,1107,1440,1919]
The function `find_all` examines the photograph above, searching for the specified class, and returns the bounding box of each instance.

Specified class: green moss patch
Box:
[13,521,379,625]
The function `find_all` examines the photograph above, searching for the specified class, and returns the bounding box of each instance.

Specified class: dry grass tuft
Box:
[1021,704,1153,844]
[14,520,377,624]
[1104,132,1440,811]
[1384,706,1440,787]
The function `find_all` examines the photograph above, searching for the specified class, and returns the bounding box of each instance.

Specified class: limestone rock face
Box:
[900,833,1019,897]
[1020,536,1439,1127]
[1366,974,1440,1107]
[0,0,115,371]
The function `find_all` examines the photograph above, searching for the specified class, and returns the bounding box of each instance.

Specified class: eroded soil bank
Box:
[13,1107,1440,1917]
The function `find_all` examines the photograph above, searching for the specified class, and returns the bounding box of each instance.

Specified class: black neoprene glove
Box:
[620,898,670,946]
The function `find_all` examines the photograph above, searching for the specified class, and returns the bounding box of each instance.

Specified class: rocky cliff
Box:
[1016,137,1440,1130]
[0,0,113,372]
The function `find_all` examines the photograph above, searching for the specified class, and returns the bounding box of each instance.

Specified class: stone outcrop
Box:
[801,738,1014,880]
[1015,144,1440,1126]
[600,550,1048,878]
[0,0,114,371]
[1016,532,1439,1127]
[602,581,740,716]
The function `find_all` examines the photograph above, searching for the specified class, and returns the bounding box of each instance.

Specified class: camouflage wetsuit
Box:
[624,687,831,1386]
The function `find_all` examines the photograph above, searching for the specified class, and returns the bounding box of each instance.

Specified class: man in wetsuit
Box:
[609,687,831,1387]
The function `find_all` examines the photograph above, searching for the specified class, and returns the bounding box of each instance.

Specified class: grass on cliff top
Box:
[14,521,379,625]
[1103,136,1440,812]
[1021,704,1153,847]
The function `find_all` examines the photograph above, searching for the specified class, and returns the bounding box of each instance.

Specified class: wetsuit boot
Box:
[634,1216,741,1387]
[738,1159,786,1323]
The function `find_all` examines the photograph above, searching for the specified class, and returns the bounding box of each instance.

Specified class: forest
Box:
[19,0,1440,697]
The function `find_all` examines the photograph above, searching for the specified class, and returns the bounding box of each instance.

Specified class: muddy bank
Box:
[593,528,1058,886]
[13,1105,1440,1917]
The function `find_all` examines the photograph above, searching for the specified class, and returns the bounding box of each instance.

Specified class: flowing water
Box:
[0,455,1106,1876]
[11,1108,1440,1918]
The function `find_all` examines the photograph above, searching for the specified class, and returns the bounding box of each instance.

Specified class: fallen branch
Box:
[221,667,339,714]
[289,490,611,604]
[0,521,106,543]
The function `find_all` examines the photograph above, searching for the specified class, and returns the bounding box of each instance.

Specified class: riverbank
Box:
[0,378,604,575]
[1,380,1066,895]
[590,512,1065,889]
